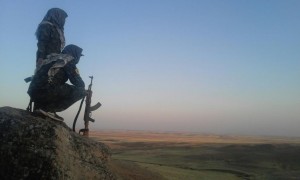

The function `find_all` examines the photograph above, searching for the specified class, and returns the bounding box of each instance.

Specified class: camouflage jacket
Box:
[36,22,65,61]
[28,58,85,97]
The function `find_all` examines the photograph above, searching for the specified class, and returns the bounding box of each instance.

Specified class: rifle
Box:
[73,76,101,137]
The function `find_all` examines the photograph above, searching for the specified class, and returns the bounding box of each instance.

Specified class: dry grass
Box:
[90,130,300,179]
[90,130,300,146]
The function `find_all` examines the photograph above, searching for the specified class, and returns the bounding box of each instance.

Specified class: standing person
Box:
[35,8,68,67]
[27,44,86,121]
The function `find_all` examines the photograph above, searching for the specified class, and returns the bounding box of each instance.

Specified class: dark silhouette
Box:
[35,8,68,67]
[28,44,86,121]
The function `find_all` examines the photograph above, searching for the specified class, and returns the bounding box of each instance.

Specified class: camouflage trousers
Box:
[30,84,86,112]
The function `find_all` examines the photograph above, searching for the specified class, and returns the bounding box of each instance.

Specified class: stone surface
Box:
[0,106,115,180]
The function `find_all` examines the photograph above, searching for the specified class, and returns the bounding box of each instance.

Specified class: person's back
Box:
[28,45,85,121]
[28,53,75,96]
[35,8,68,66]
[36,23,62,61]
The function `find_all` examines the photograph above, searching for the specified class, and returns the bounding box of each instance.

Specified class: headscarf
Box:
[62,44,84,64]
[41,8,68,30]
[35,8,68,50]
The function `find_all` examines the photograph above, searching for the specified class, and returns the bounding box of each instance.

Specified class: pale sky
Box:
[0,0,299,137]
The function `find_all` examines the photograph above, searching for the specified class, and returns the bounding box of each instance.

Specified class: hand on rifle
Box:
[85,89,92,96]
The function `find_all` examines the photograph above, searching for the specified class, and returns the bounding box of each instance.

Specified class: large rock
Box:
[0,106,115,180]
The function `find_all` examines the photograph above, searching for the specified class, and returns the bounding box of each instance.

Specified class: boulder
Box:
[0,106,115,180]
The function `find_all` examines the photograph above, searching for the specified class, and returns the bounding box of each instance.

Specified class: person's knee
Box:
[73,87,86,100]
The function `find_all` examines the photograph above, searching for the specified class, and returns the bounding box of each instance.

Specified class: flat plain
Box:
[90,130,300,180]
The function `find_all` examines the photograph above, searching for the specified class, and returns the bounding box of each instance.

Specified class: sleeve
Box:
[64,62,85,88]
[36,24,52,60]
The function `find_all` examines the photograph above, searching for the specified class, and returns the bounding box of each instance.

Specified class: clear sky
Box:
[0,0,299,137]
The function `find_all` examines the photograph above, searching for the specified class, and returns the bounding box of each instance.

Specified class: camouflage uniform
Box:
[35,8,67,62]
[28,45,85,113]
[36,23,63,61]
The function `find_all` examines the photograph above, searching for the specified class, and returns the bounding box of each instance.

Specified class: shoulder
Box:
[36,22,57,34]
[64,60,77,70]
[37,22,54,30]
[64,62,81,76]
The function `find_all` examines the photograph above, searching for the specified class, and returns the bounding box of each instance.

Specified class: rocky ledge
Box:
[0,106,115,180]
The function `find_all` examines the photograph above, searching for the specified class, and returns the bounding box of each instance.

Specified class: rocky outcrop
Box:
[0,106,115,180]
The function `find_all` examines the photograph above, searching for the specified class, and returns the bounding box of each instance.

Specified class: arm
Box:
[64,62,85,88]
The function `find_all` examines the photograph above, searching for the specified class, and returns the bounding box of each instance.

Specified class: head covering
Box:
[62,44,83,64]
[35,8,67,49]
[42,8,68,30]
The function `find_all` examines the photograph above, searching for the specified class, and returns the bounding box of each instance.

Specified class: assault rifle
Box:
[73,76,101,137]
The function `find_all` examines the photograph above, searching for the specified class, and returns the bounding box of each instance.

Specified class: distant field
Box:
[90,130,300,180]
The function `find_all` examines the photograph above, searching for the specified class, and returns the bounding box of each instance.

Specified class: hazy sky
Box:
[0,0,299,137]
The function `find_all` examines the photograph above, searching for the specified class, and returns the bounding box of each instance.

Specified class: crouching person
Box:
[28,44,86,121]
